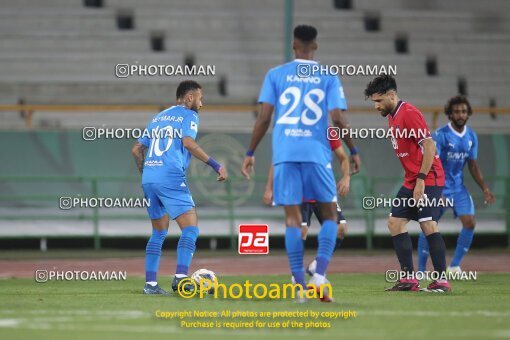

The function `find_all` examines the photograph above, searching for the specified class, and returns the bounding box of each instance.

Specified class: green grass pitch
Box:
[1,273,509,340]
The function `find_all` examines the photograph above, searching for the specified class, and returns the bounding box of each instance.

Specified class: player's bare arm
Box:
[414,138,436,201]
[333,146,350,197]
[241,102,274,180]
[183,136,228,181]
[131,142,147,174]
[467,159,495,204]
[330,108,360,175]
[263,164,274,205]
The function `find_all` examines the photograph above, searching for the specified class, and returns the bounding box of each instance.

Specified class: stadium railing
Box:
[1,104,510,130]
[0,175,508,250]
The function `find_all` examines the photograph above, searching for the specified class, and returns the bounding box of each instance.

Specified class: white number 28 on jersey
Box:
[276,87,325,126]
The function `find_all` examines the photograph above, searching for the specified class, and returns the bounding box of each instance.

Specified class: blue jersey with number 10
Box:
[258,59,347,165]
[138,105,199,186]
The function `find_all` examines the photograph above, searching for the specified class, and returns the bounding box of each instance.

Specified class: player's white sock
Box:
[175,274,187,279]
[146,281,157,286]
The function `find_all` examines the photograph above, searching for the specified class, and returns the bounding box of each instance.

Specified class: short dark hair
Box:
[293,25,318,43]
[444,95,472,116]
[364,75,397,98]
[176,80,202,99]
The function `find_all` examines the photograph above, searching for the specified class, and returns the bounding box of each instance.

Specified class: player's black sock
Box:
[392,232,414,274]
[426,232,447,275]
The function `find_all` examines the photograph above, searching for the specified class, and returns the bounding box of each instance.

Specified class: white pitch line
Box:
[2,319,312,337]
[2,309,510,319]
[0,319,22,327]
[493,330,510,338]
[0,315,313,337]
[0,310,146,317]
[1,314,507,338]
[364,310,510,318]
[3,308,510,318]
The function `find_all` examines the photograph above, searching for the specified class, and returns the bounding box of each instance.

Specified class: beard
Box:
[190,104,199,113]
[452,118,466,129]
[380,109,391,117]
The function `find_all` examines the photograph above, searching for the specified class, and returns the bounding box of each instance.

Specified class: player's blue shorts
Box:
[142,182,195,220]
[273,162,337,205]
[439,187,475,219]
[390,185,444,223]
[301,201,346,227]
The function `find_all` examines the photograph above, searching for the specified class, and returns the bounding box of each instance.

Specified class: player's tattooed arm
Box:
[468,159,495,204]
[131,142,147,174]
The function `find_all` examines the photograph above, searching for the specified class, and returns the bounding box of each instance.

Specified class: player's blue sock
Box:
[316,219,338,276]
[176,226,199,275]
[145,229,168,282]
[285,227,305,287]
[450,227,474,267]
[417,232,429,272]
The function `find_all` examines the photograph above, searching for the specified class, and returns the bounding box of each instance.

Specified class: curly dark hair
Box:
[364,75,397,98]
[444,95,472,117]
[176,80,202,99]
[293,25,318,43]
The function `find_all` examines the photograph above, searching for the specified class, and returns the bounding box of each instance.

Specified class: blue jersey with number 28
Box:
[258,59,347,165]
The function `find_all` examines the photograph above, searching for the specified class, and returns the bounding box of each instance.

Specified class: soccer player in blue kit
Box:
[417,96,495,273]
[131,80,228,295]
[241,25,359,302]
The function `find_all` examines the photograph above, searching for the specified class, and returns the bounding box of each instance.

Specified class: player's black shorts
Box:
[390,185,444,222]
[301,202,346,227]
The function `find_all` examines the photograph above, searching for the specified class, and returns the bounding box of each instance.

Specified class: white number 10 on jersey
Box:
[148,126,173,157]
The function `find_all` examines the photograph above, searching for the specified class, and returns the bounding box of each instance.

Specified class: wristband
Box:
[246,150,254,157]
[349,146,358,156]
[206,157,222,173]
[417,172,427,180]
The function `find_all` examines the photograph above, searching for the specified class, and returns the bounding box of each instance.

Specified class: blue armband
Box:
[349,146,358,156]
[206,157,222,173]
[246,150,254,157]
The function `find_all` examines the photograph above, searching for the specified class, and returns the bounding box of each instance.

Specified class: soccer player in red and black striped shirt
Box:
[365,75,451,293]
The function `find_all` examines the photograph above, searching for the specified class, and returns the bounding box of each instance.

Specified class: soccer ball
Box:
[191,269,217,294]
